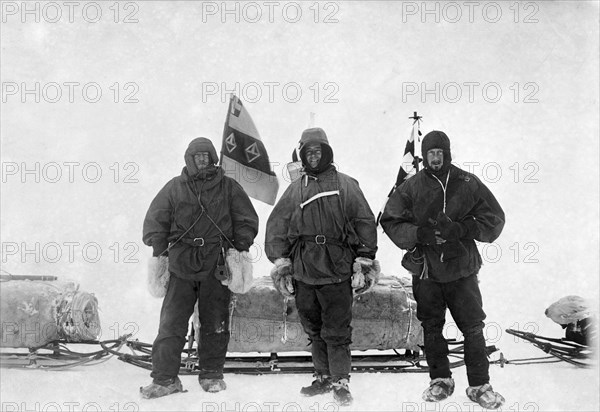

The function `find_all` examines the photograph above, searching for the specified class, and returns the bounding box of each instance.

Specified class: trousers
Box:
[412,273,489,386]
[151,273,231,381]
[295,278,353,380]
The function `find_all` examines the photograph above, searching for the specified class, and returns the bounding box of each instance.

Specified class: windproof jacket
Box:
[266,165,377,285]
[143,139,259,281]
[380,164,505,283]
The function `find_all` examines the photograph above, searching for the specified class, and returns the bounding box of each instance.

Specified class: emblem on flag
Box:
[225,133,237,153]
[245,142,261,163]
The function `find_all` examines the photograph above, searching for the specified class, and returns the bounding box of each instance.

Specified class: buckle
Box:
[193,237,205,246]
[315,235,326,245]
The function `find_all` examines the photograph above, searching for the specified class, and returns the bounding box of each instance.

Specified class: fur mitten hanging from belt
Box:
[351,257,381,295]
[147,255,170,298]
[221,248,254,294]
[270,258,295,298]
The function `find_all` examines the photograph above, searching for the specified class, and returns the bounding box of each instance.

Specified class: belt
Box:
[299,235,345,246]
[180,237,222,247]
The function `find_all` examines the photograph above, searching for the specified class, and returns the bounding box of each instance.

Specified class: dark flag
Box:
[220,95,279,205]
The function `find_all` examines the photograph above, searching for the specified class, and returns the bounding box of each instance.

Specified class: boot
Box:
[139,377,183,399]
[466,383,505,409]
[422,377,455,402]
[332,378,353,406]
[199,378,227,393]
[300,374,333,396]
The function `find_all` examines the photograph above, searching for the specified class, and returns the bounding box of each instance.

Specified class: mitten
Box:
[270,258,295,298]
[224,249,254,294]
[147,255,170,298]
[437,212,467,241]
[417,226,437,245]
[351,257,381,295]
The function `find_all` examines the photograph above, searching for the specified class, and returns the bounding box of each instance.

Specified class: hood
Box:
[421,130,452,175]
[298,127,334,174]
[184,137,219,175]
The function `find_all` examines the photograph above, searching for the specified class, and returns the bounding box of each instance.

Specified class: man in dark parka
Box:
[266,128,378,406]
[381,130,506,409]
[141,137,258,398]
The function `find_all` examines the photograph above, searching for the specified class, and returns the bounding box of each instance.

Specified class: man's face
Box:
[305,143,322,168]
[427,148,444,171]
[194,152,211,170]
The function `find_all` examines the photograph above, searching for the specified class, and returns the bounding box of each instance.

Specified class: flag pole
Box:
[309,112,316,128]
[376,111,424,226]
[409,111,423,172]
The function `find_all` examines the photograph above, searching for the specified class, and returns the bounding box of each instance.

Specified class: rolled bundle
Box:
[193,275,423,353]
[0,280,101,348]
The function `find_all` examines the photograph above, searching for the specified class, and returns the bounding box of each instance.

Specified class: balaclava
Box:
[421,130,452,176]
[184,137,218,178]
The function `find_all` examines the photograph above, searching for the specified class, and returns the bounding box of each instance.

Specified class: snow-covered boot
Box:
[422,377,455,402]
[466,383,505,409]
[332,378,353,406]
[199,378,227,393]
[300,374,333,396]
[139,377,183,399]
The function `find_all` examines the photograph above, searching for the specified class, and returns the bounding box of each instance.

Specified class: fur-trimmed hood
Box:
[184,137,219,175]
[298,127,334,174]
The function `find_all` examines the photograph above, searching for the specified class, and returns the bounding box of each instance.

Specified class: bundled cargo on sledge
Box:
[0,279,101,348]
[195,275,423,353]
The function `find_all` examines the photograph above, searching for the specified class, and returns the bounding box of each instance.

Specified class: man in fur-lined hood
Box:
[141,137,258,399]
[266,127,378,407]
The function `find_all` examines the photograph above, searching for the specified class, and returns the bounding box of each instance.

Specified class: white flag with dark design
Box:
[376,114,423,225]
[220,95,279,205]
[394,119,422,186]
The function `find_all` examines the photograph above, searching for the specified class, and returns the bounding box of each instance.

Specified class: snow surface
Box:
[1,1,599,411]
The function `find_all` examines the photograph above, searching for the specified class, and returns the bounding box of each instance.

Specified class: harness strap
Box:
[299,190,340,209]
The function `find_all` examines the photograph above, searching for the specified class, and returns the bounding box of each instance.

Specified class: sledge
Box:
[105,275,499,374]
[505,328,594,368]
[104,337,500,374]
[0,338,126,370]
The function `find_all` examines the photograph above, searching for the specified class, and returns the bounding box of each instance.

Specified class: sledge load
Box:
[0,277,100,348]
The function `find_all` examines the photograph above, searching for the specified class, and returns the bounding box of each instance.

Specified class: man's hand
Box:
[352,257,381,295]
[417,226,446,245]
[437,212,467,241]
[270,258,295,298]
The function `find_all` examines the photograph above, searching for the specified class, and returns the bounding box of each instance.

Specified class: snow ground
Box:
[1,343,598,412]
[1,270,599,412]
